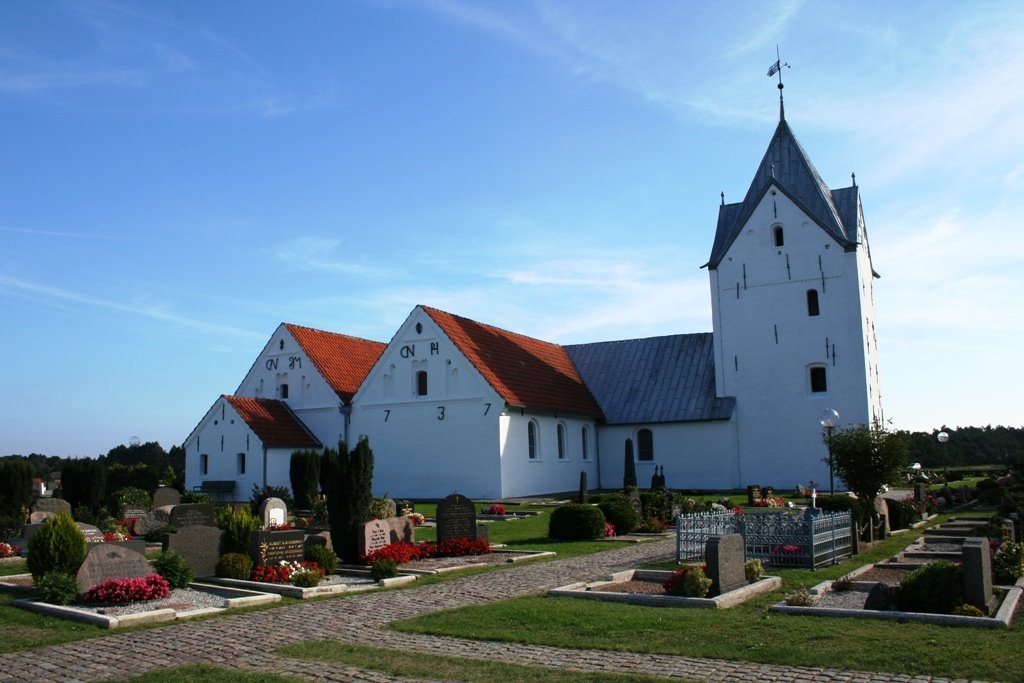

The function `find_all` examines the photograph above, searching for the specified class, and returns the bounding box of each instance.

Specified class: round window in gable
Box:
[416,322,423,334]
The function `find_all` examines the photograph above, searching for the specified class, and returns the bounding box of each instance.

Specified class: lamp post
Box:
[820,408,840,496]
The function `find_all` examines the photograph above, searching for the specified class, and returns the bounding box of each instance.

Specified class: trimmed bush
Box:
[663,565,711,597]
[215,552,253,580]
[151,550,194,589]
[639,490,673,522]
[899,560,964,614]
[217,506,260,554]
[304,543,337,575]
[744,559,764,583]
[328,437,374,564]
[370,558,399,581]
[816,494,871,527]
[885,497,921,530]
[599,500,640,535]
[36,571,80,606]
[0,459,32,518]
[26,512,87,581]
[289,449,321,510]
[994,541,1024,584]
[113,487,152,515]
[548,504,606,540]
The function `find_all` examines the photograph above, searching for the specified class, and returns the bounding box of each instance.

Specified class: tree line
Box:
[903,426,1024,467]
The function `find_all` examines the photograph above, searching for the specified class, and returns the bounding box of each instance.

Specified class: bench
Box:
[193,480,237,501]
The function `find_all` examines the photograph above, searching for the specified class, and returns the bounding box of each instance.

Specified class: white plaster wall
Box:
[597,420,738,491]
[183,397,267,498]
[499,411,600,497]
[710,186,874,490]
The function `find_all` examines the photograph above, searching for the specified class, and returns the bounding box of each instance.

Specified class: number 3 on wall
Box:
[437,406,445,421]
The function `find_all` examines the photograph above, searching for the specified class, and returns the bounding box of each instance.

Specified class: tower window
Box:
[773,225,785,247]
[637,428,654,461]
[807,289,820,316]
[416,370,428,396]
[527,420,538,460]
[810,366,828,393]
[581,426,590,461]
[557,423,566,460]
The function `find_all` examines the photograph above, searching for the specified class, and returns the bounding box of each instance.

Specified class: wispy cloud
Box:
[271,237,402,278]
[0,224,115,239]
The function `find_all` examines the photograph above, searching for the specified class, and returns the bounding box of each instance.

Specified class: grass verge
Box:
[277,641,690,683]
[100,664,305,683]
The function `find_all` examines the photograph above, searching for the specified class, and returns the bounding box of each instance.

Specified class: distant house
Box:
[184,106,883,499]
[31,477,46,496]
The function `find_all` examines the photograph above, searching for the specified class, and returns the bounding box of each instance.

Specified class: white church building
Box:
[184,104,883,500]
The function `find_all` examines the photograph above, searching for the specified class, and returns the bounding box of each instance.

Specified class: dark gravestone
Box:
[864,582,895,611]
[106,539,147,556]
[153,486,181,508]
[31,498,71,517]
[169,504,215,528]
[165,526,224,577]
[251,529,305,566]
[963,537,993,613]
[134,512,168,537]
[122,505,149,519]
[154,506,175,523]
[475,524,489,544]
[385,516,415,545]
[77,523,104,543]
[258,497,288,529]
[360,519,392,558]
[762,486,774,499]
[578,471,589,505]
[305,531,333,553]
[436,493,478,543]
[76,544,151,594]
[706,534,746,595]
[746,485,761,507]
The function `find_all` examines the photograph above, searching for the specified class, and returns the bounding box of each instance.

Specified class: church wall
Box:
[596,420,738,491]
[498,411,600,497]
[184,397,270,498]
[710,187,873,489]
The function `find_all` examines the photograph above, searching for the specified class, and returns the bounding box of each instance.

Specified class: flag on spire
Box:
[767,60,781,77]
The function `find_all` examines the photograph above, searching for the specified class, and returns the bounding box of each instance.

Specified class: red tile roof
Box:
[422,306,602,417]
[224,395,321,448]
[285,324,386,402]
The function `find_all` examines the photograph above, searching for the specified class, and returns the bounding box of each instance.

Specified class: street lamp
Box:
[820,408,840,496]
[937,431,949,444]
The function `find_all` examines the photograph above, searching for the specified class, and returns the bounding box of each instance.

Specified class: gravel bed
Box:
[590,579,666,594]
[76,586,236,616]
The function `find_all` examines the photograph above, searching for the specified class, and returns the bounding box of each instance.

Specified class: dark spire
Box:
[767,46,790,122]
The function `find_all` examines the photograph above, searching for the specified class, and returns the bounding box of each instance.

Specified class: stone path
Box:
[0,540,990,683]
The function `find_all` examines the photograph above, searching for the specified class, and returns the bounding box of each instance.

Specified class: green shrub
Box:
[249,484,294,516]
[36,571,80,606]
[663,565,712,597]
[369,497,392,520]
[215,552,253,580]
[370,557,398,581]
[0,459,32,518]
[143,524,176,543]
[953,603,986,617]
[60,457,106,518]
[291,567,321,587]
[744,559,764,583]
[599,501,639,535]
[548,504,606,540]
[304,543,337,575]
[639,490,672,522]
[180,491,212,505]
[899,560,964,614]
[885,497,921,530]
[26,512,87,581]
[151,550,194,589]
[289,449,322,510]
[0,513,25,543]
[217,506,260,554]
[994,541,1024,584]
[816,494,871,527]
[784,587,816,606]
[113,487,152,515]
[327,437,374,564]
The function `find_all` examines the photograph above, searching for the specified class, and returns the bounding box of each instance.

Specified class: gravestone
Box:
[705,534,746,595]
[134,512,168,537]
[154,505,175,523]
[76,543,151,594]
[959,484,970,504]
[864,582,895,611]
[305,531,333,553]
[762,486,774,499]
[29,511,54,524]
[251,529,305,566]
[578,471,588,505]
[21,523,44,545]
[169,503,215,528]
[385,516,415,545]
[746,485,761,506]
[122,505,149,519]
[436,493,478,543]
[153,486,181,508]
[381,498,397,519]
[31,497,71,517]
[873,497,891,536]
[77,523,104,543]
[627,490,642,519]
[258,497,288,529]
[360,519,391,557]
[105,539,147,556]
[164,525,224,577]
[963,537,993,613]
[996,517,1017,544]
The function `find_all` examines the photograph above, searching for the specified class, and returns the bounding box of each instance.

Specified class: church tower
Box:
[704,96,883,489]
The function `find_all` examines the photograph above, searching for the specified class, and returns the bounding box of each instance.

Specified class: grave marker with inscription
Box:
[165,526,224,577]
[705,534,746,595]
[153,486,181,508]
[259,497,288,529]
[169,503,215,528]
[963,537,993,614]
[436,493,478,544]
[251,529,305,566]
[31,497,71,517]
[76,544,152,594]
[360,519,392,557]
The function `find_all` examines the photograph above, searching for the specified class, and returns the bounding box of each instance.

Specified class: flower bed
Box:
[362,538,492,565]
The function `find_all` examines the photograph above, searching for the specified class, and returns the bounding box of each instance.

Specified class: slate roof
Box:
[285,324,386,402]
[422,306,603,417]
[223,395,321,448]
[564,333,734,425]
[705,118,857,269]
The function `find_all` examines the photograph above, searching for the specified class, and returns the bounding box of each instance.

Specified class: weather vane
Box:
[767,46,790,119]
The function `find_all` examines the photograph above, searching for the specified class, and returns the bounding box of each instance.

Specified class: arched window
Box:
[581,426,590,461]
[810,366,828,393]
[807,289,820,316]
[416,370,428,396]
[773,225,784,247]
[527,421,538,460]
[637,428,654,461]
[557,423,566,460]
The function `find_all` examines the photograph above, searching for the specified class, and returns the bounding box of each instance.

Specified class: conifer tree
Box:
[327,437,374,563]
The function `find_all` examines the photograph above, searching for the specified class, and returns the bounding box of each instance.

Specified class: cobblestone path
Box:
[0,540,987,682]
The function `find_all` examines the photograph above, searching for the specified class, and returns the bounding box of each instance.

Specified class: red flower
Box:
[82,574,170,603]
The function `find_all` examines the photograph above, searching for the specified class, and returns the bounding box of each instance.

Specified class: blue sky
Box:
[2,1,1022,457]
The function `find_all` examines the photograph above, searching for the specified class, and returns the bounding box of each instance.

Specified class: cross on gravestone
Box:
[76,544,152,594]
[705,534,746,595]
[963,537,993,613]
[436,493,478,544]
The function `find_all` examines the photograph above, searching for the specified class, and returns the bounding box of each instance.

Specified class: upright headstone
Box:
[578,471,589,504]
[153,486,181,509]
[122,504,149,519]
[436,493,478,543]
[962,537,993,613]
[76,544,151,594]
[134,512,168,537]
[746,485,761,506]
[169,503,215,528]
[77,523,104,543]
[385,516,415,545]
[29,511,54,524]
[705,534,747,595]
[164,526,224,577]
[763,486,774,499]
[258,497,288,529]
[31,497,72,517]
[873,496,891,536]
[360,519,391,558]
[251,529,305,566]
[627,489,642,519]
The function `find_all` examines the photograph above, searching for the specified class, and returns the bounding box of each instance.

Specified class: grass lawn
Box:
[101,664,306,683]
[0,560,27,577]
[392,517,1024,682]
[277,642,683,683]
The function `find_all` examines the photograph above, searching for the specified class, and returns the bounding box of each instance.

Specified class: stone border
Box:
[10,582,280,630]
[202,573,382,598]
[397,549,557,575]
[548,569,782,609]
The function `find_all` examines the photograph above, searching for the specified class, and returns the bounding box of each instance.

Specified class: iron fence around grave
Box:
[675,510,738,561]
[675,509,852,568]
[739,511,852,569]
